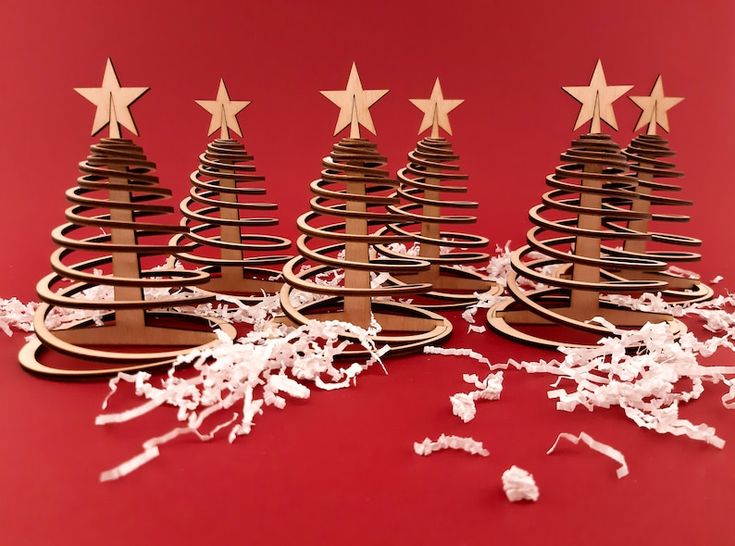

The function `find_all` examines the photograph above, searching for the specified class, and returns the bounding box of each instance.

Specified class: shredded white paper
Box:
[424,345,491,366]
[546,431,629,479]
[501,465,539,502]
[0,297,36,336]
[449,372,504,423]
[97,313,387,481]
[413,434,490,457]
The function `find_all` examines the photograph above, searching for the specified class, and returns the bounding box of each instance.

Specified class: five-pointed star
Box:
[562,59,632,133]
[630,75,683,135]
[320,63,388,137]
[195,79,251,139]
[410,78,464,137]
[74,58,149,138]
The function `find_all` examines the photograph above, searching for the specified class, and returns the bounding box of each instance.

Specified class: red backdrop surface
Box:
[1,0,734,544]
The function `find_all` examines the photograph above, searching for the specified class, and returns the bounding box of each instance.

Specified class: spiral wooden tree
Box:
[375,82,501,308]
[486,61,685,348]
[279,64,452,356]
[607,76,712,303]
[171,80,291,301]
[19,60,235,378]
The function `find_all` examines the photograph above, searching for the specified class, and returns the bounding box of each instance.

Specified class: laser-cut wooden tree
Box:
[172,80,291,302]
[279,63,452,356]
[607,75,712,303]
[486,60,685,348]
[375,78,502,309]
[19,59,235,378]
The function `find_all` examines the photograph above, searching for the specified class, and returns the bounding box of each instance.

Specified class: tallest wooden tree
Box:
[486,60,685,348]
[279,63,452,356]
[19,59,234,378]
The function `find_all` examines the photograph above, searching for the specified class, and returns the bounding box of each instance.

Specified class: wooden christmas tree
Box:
[605,75,711,303]
[486,60,686,348]
[19,59,235,378]
[172,80,291,302]
[375,78,502,309]
[279,63,452,356]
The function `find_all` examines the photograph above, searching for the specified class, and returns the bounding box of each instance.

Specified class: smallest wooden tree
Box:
[607,75,712,303]
[19,59,234,378]
[172,80,291,302]
[375,79,502,309]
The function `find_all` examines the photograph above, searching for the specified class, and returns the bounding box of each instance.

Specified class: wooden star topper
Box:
[74,58,149,138]
[196,79,251,139]
[410,78,463,137]
[562,60,632,133]
[320,63,388,138]
[630,75,683,135]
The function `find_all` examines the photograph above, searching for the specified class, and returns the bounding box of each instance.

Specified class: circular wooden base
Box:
[486,287,687,349]
[279,286,452,357]
[381,266,503,310]
[19,308,237,379]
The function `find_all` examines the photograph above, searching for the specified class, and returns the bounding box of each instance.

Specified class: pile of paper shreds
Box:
[2,245,734,491]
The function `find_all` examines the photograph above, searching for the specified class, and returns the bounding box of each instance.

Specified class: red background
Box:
[1,0,734,544]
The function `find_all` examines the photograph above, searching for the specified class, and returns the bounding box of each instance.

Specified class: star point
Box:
[410,78,463,137]
[320,63,388,138]
[195,79,250,139]
[74,58,149,138]
[562,59,632,133]
[630,75,683,135]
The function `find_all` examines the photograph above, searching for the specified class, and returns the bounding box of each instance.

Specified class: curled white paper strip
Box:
[546,431,629,479]
[413,434,489,457]
[502,466,539,502]
[424,345,490,366]
[449,372,504,423]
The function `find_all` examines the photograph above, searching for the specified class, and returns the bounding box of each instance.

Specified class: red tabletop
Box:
[1,1,734,544]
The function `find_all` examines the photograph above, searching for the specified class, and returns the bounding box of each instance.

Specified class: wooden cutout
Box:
[172,80,291,302]
[409,78,463,137]
[606,75,711,303]
[486,103,686,348]
[320,63,388,138]
[19,61,235,378]
[374,82,501,309]
[562,60,632,133]
[74,58,148,137]
[279,70,451,355]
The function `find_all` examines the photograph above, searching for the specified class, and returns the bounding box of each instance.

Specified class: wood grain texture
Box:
[172,95,292,302]
[20,65,235,378]
[376,136,502,309]
[486,133,685,348]
[279,137,452,356]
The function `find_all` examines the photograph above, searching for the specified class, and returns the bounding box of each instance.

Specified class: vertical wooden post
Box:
[107,98,145,329]
[419,168,441,282]
[569,161,602,312]
[109,182,145,330]
[343,173,371,328]
[623,165,653,254]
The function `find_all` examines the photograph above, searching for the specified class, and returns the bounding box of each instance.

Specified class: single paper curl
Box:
[413,434,489,457]
[546,431,629,479]
[502,466,539,502]
[449,372,503,423]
